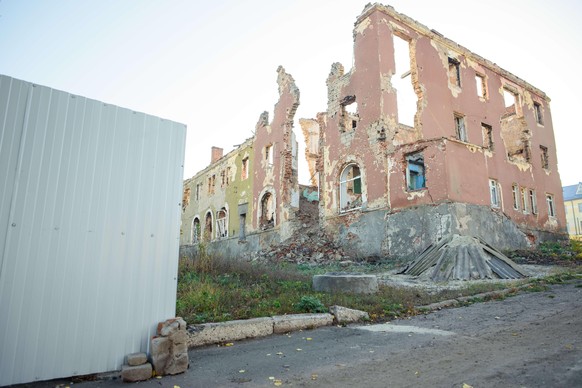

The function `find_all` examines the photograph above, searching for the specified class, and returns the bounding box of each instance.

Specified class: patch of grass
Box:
[176,251,580,325]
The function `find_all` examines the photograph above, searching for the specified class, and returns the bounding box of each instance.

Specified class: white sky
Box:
[1,0,581,186]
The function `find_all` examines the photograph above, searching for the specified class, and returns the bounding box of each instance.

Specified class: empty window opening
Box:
[406,152,426,191]
[339,164,363,212]
[393,35,416,127]
[482,123,493,150]
[195,183,201,200]
[529,189,538,214]
[265,144,274,166]
[192,218,201,244]
[540,145,549,169]
[239,213,246,241]
[521,187,529,214]
[208,175,216,194]
[216,207,228,239]
[260,192,275,229]
[546,194,556,217]
[489,179,500,208]
[454,114,468,142]
[512,184,520,211]
[241,157,249,180]
[448,57,461,87]
[220,170,226,187]
[226,167,231,185]
[503,88,518,116]
[475,73,487,98]
[339,96,358,132]
[204,212,213,242]
[534,102,544,125]
[182,187,191,212]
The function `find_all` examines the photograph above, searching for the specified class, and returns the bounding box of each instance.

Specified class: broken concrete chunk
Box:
[329,305,369,324]
[121,363,152,382]
[126,352,147,366]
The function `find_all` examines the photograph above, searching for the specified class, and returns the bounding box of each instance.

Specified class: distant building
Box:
[563,183,582,239]
[181,3,567,260]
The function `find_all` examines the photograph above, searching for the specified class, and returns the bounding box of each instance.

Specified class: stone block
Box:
[272,313,333,334]
[158,317,186,336]
[187,317,274,348]
[313,273,378,294]
[127,352,148,366]
[121,363,152,382]
[165,352,189,375]
[329,305,369,324]
[151,336,171,374]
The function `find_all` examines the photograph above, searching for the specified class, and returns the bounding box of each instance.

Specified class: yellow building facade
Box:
[563,182,582,239]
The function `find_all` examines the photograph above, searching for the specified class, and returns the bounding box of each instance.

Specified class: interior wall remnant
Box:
[299,118,320,187]
[406,152,425,191]
[392,34,416,127]
[339,164,363,212]
[260,192,275,229]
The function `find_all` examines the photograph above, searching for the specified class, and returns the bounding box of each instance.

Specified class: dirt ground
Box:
[20,277,582,388]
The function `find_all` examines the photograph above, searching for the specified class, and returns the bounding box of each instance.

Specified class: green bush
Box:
[295,295,327,313]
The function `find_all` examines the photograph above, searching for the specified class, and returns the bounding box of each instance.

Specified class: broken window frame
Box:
[448,57,461,87]
[192,217,201,244]
[339,163,363,213]
[533,102,544,126]
[512,184,520,211]
[241,157,249,180]
[393,34,416,127]
[406,152,426,191]
[259,191,275,229]
[216,207,228,239]
[502,87,519,116]
[521,187,529,214]
[529,189,538,214]
[540,145,549,170]
[203,211,213,242]
[482,123,493,150]
[489,179,501,208]
[546,194,556,217]
[339,95,358,132]
[195,183,201,200]
[475,73,487,98]
[454,114,468,142]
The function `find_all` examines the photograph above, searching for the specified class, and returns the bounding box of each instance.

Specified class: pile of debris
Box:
[250,197,352,265]
[400,234,528,281]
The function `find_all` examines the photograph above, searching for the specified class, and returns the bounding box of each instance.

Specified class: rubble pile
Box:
[250,197,352,265]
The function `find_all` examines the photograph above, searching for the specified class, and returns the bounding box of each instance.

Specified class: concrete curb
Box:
[186,310,362,349]
[416,284,532,312]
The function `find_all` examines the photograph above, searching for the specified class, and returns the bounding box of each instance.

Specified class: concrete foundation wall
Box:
[326,202,566,260]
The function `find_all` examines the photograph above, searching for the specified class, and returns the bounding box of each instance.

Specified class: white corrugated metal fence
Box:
[0,75,186,386]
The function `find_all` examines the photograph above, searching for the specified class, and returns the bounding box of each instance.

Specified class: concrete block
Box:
[272,313,333,334]
[126,352,147,366]
[329,305,369,324]
[187,317,274,348]
[158,317,186,336]
[313,273,378,294]
[121,363,152,382]
[165,352,189,375]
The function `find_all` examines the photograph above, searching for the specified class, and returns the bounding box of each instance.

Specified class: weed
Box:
[295,296,327,313]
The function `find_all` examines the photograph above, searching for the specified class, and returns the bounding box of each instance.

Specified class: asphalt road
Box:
[17,279,582,388]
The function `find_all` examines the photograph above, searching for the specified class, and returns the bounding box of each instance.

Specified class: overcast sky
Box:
[1,0,580,186]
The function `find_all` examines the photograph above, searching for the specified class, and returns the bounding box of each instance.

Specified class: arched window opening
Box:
[216,207,228,239]
[204,212,213,242]
[339,164,363,213]
[260,192,275,229]
[192,218,201,244]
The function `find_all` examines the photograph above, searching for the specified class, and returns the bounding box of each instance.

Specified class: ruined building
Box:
[181,4,566,260]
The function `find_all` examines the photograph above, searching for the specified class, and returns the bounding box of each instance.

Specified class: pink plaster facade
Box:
[318,4,565,253]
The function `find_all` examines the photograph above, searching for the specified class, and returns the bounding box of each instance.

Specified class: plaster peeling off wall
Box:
[300,118,320,186]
